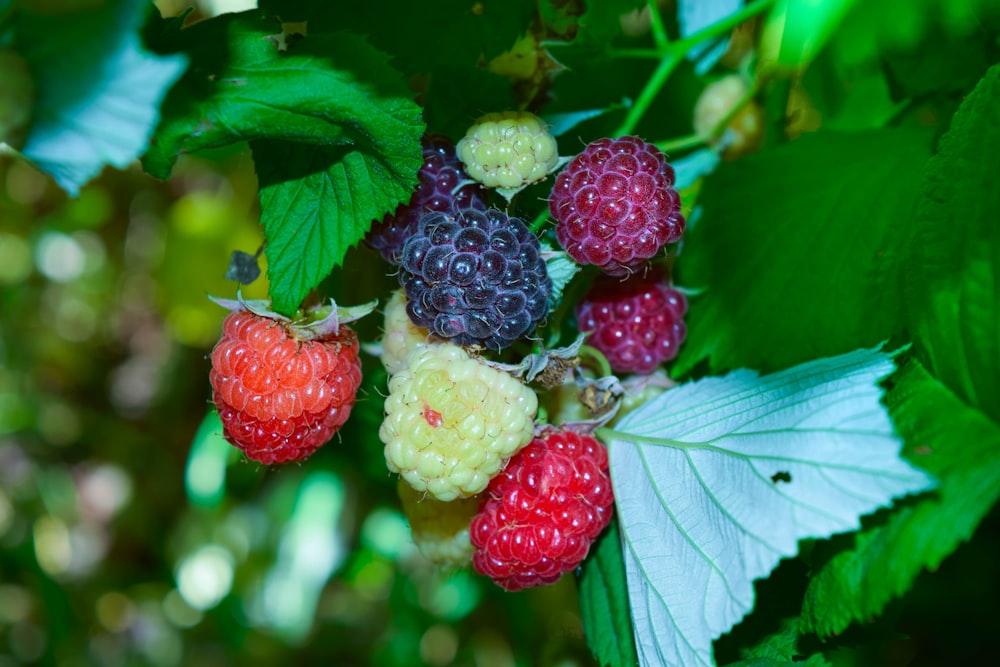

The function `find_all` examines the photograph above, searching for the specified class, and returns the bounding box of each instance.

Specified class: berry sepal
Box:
[209,292,377,341]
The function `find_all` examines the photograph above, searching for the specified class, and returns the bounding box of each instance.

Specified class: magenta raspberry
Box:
[550,136,684,276]
[576,270,687,374]
[471,429,614,591]
[399,208,551,350]
[366,135,487,265]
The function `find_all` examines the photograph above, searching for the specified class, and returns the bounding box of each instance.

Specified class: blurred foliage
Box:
[1,0,1000,666]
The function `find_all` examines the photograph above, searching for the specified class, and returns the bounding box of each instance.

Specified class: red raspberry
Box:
[470,430,614,591]
[576,270,687,374]
[550,136,684,276]
[209,311,362,464]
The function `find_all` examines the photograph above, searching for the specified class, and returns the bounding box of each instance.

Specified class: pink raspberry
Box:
[470,429,614,591]
[550,136,684,276]
[576,270,687,374]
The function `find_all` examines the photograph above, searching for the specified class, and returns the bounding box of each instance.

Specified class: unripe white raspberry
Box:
[380,343,538,501]
[457,111,558,190]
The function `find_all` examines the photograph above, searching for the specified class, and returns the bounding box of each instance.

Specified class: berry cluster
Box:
[208,116,692,593]
[457,110,559,190]
[380,343,538,501]
[576,270,688,374]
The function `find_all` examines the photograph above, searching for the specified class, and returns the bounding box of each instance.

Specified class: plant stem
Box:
[648,0,670,50]
[579,345,613,378]
[530,207,549,233]
[672,0,776,55]
[656,133,704,154]
[613,53,681,137]
[612,0,777,137]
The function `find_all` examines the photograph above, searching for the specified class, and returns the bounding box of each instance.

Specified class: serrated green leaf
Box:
[603,347,935,667]
[143,14,423,181]
[905,64,1000,422]
[143,14,423,315]
[15,0,186,195]
[254,140,417,316]
[578,516,638,667]
[674,129,934,376]
[726,618,830,667]
[800,357,1000,638]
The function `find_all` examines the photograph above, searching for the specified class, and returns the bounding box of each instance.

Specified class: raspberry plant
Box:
[2,0,999,666]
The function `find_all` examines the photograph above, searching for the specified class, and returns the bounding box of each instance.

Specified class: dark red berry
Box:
[550,136,684,276]
[576,270,687,374]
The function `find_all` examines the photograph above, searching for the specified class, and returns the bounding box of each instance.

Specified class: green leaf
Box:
[262,0,535,75]
[144,13,423,315]
[882,22,995,100]
[578,516,638,667]
[801,357,1000,637]
[726,618,830,667]
[603,347,934,667]
[905,64,1000,422]
[253,140,417,316]
[674,128,934,376]
[143,13,423,181]
[15,0,187,195]
[423,65,514,140]
[545,0,643,59]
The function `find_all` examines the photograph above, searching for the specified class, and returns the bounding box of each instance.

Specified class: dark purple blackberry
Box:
[399,209,551,350]
[366,136,488,264]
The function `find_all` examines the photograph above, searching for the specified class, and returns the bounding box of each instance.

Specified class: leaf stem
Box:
[595,427,693,449]
[613,53,680,137]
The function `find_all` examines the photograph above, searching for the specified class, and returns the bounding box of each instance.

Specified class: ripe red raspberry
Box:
[209,311,362,464]
[550,136,684,276]
[576,270,687,374]
[471,430,614,591]
[366,135,487,265]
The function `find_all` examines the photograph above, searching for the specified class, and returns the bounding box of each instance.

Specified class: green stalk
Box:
[611,0,777,137]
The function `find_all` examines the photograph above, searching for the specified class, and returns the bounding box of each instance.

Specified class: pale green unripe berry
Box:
[457,111,558,190]
[380,342,537,501]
